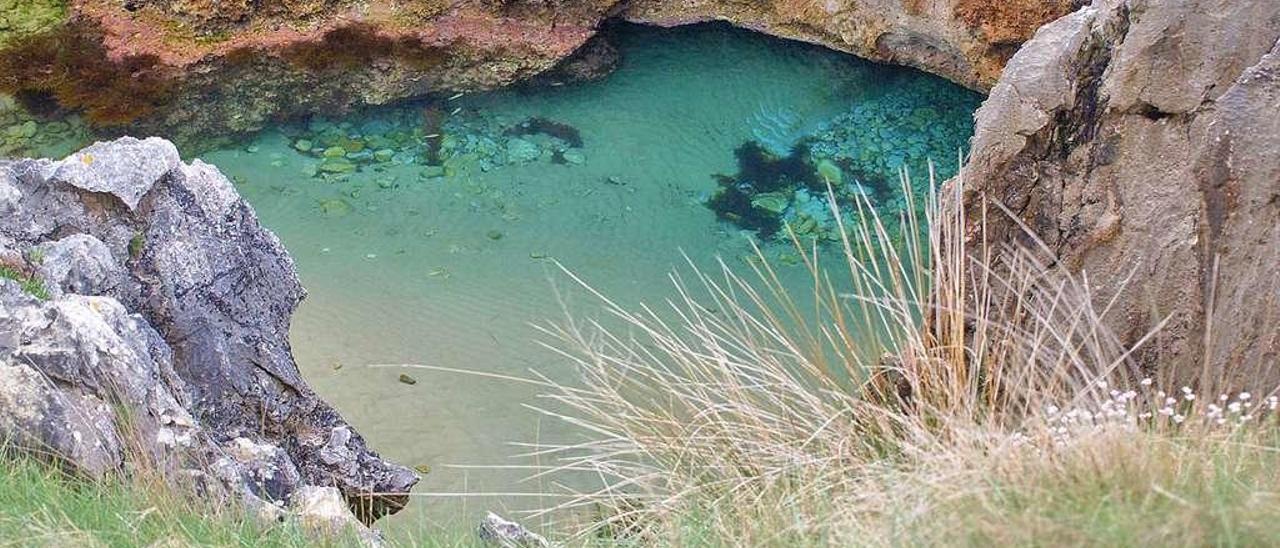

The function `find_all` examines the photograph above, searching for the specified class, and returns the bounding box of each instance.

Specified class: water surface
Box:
[3,22,980,535]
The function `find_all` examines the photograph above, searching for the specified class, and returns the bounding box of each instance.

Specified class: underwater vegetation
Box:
[504,116,584,148]
[0,21,170,127]
[0,0,67,50]
[706,141,859,240]
[281,23,448,74]
[708,76,980,242]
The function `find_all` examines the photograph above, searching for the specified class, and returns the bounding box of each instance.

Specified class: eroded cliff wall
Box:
[0,0,1074,143]
[958,0,1280,385]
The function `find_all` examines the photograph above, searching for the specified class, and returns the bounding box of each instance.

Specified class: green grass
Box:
[0,454,325,547]
[0,265,49,300]
[0,452,502,547]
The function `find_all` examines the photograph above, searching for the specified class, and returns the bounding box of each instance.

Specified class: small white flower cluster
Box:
[1012,379,1279,450]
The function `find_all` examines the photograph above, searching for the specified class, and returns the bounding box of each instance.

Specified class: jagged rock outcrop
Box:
[0,137,417,528]
[957,0,1280,384]
[0,0,1073,144]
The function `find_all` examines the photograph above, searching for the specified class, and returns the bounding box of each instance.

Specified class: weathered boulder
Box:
[0,137,418,526]
[0,0,1075,144]
[44,137,181,210]
[957,0,1280,385]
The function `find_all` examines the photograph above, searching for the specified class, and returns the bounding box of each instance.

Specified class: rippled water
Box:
[2,22,980,535]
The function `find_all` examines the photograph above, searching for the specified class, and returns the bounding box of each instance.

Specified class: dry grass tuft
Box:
[526,166,1280,546]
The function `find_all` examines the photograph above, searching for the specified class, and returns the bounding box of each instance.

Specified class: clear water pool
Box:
[2,21,980,534]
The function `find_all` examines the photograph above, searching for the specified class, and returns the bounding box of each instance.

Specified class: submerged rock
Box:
[505,138,541,164]
[0,138,418,528]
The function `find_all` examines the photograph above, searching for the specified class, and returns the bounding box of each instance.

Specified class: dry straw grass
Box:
[525,166,1280,546]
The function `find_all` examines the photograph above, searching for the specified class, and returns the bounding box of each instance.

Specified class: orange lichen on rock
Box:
[954,0,1081,46]
[0,0,596,130]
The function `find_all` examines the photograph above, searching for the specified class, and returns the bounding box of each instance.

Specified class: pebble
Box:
[322,146,347,158]
[319,158,357,174]
[398,374,418,385]
[294,139,313,152]
[486,230,503,241]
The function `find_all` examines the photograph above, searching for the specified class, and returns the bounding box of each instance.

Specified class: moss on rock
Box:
[0,0,67,50]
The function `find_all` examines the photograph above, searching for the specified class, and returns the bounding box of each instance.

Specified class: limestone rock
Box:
[34,234,124,298]
[44,137,181,210]
[0,138,418,527]
[289,485,379,544]
[957,0,1280,384]
[0,176,18,215]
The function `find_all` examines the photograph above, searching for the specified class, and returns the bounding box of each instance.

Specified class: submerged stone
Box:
[341,138,366,153]
[505,138,540,163]
[322,146,346,158]
[560,149,586,165]
[816,159,842,185]
[294,139,313,152]
[319,158,357,174]
[318,198,353,217]
[750,192,790,214]
[373,148,396,163]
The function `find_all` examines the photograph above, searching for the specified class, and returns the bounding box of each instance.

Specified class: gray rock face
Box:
[35,234,124,298]
[0,138,417,526]
[43,137,181,211]
[958,0,1280,384]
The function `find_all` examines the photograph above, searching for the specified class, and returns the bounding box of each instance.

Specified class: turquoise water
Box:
[2,23,980,533]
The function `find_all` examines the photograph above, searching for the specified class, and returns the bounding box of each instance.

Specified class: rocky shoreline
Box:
[0,0,1277,541]
[0,137,417,538]
[0,1,1077,145]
